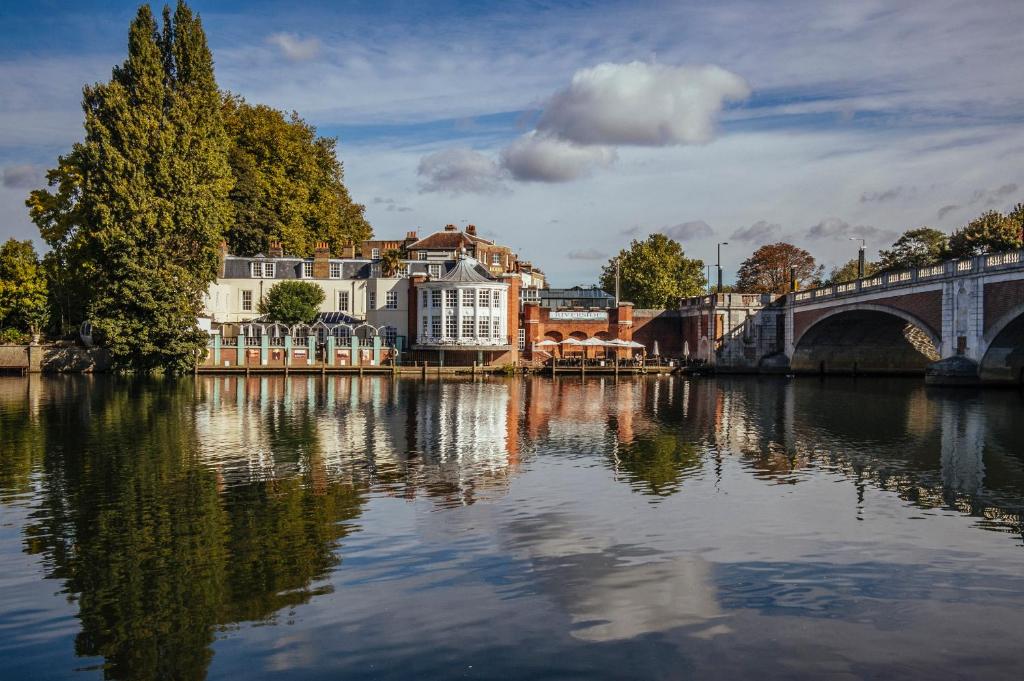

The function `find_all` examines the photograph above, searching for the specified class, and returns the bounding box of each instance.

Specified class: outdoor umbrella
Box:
[652,340,660,356]
[534,339,558,347]
[683,340,690,358]
[560,338,583,345]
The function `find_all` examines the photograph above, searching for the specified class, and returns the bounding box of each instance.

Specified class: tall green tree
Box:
[878,227,949,270]
[735,242,823,293]
[599,233,705,308]
[0,239,49,340]
[948,209,1023,258]
[221,96,372,257]
[27,2,232,372]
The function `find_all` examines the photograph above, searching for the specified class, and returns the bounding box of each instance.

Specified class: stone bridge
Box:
[782,250,1024,384]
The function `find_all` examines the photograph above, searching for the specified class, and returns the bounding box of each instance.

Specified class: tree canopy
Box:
[948,206,1023,258]
[879,227,949,270]
[735,242,823,293]
[27,1,231,372]
[258,280,325,325]
[826,258,880,285]
[599,233,705,308]
[0,239,49,341]
[222,96,372,257]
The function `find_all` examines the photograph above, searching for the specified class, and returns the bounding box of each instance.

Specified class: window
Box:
[371,264,381,277]
[428,264,441,278]
[461,316,475,338]
[398,263,409,276]
[330,262,342,279]
[431,316,442,338]
[492,290,501,307]
[518,328,525,350]
[242,290,253,311]
[333,325,351,342]
[263,262,275,278]
[422,315,429,334]
[371,247,381,259]
[382,326,397,347]
[338,291,349,312]
[478,317,490,337]
[417,251,427,261]
[445,289,457,306]
[385,290,398,309]
[431,290,441,308]
[492,253,500,266]
[367,290,376,310]
[494,321,502,340]
[478,289,488,306]
[250,262,260,278]
[444,314,457,338]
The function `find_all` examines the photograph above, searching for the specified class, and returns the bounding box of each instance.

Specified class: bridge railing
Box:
[789,248,1024,306]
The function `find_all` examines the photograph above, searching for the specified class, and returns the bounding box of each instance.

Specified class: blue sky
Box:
[2,0,1023,286]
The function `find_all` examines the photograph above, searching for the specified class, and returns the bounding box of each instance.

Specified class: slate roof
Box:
[222,256,370,280]
[439,258,496,283]
[407,228,494,251]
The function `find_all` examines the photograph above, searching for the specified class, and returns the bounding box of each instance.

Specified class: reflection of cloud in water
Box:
[502,512,727,642]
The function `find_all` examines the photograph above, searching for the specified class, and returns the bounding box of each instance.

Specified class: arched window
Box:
[382,326,397,347]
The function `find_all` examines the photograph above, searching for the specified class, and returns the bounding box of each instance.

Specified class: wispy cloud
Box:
[2,164,43,189]
[663,220,713,241]
[566,248,607,260]
[730,220,782,243]
[266,33,321,62]
[416,148,508,194]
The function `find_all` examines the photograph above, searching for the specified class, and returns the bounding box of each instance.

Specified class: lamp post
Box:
[717,242,728,294]
[849,237,866,278]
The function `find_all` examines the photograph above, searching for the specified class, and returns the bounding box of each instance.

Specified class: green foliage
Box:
[736,242,823,293]
[27,2,232,372]
[599,233,705,308]
[826,258,879,285]
[614,433,701,497]
[949,207,1023,258]
[222,96,372,257]
[879,227,949,271]
[0,239,49,337]
[380,249,402,276]
[258,280,325,325]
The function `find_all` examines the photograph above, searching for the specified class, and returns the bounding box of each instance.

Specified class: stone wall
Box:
[0,344,110,373]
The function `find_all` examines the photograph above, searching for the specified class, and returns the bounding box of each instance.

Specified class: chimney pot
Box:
[444,224,457,231]
[466,224,477,236]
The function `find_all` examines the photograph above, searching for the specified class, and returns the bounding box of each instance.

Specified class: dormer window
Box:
[371,247,381,259]
[302,262,313,278]
[329,262,342,278]
[250,262,275,278]
[491,253,500,266]
[417,252,427,261]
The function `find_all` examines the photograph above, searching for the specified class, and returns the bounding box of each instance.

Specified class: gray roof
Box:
[439,258,495,283]
[541,287,613,299]
[223,256,370,280]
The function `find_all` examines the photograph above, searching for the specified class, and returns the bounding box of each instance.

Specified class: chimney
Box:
[405,230,417,241]
[313,241,331,279]
[444,224,457,231]
[268,241,284,258]
[340,241,356,259]
[466,224,477,236]
[217,240,229,278]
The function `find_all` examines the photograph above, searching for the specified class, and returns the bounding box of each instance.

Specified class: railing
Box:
[790,248,1024,306]
[418,336,512,347]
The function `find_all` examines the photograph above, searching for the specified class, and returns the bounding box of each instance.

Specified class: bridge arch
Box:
[792,303,940,374]
[979,302,1024,385]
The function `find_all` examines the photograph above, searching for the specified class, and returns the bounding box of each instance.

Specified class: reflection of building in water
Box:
[195,375,527,508]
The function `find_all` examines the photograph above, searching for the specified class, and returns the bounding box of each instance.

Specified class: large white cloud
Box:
[536,62,750,146]
[501,132,615,182]
[416,148,508,194]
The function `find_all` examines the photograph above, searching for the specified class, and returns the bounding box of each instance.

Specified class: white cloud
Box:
[807,217,892,242]
[663,220,713,241]
[537,62,750,146]
[416,148,507,194]
[501,132,615,182]
[266,33,322,62]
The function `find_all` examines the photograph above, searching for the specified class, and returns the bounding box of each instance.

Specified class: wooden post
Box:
[472,361,476,377]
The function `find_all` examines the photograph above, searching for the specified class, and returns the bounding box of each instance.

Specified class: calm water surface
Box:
[1,374,1023,680]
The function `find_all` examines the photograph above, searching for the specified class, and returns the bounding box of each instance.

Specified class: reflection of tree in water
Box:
[612,432,701,497]
[20,378,365,681]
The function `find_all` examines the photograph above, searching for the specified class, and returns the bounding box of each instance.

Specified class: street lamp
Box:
[717,242,729,294]
[849,237,866,278]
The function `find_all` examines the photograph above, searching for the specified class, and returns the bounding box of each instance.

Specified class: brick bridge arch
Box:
[979,302,1024,384]
[792,303,941,374]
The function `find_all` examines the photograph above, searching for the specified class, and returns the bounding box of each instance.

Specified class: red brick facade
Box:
[984,280,1024,335]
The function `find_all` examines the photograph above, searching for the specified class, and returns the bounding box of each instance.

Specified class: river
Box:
[0,374,1022,680]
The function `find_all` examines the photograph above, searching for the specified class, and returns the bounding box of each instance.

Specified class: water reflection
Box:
[0,374,1023,680]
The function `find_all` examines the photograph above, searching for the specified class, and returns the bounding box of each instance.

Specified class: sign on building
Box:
[549,311,609,321]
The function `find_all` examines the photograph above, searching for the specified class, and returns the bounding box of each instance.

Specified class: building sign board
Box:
[549,311,609,321]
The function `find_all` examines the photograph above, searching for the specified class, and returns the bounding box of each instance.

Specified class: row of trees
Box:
[14,1,370,372]
[598,204,1023,304]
